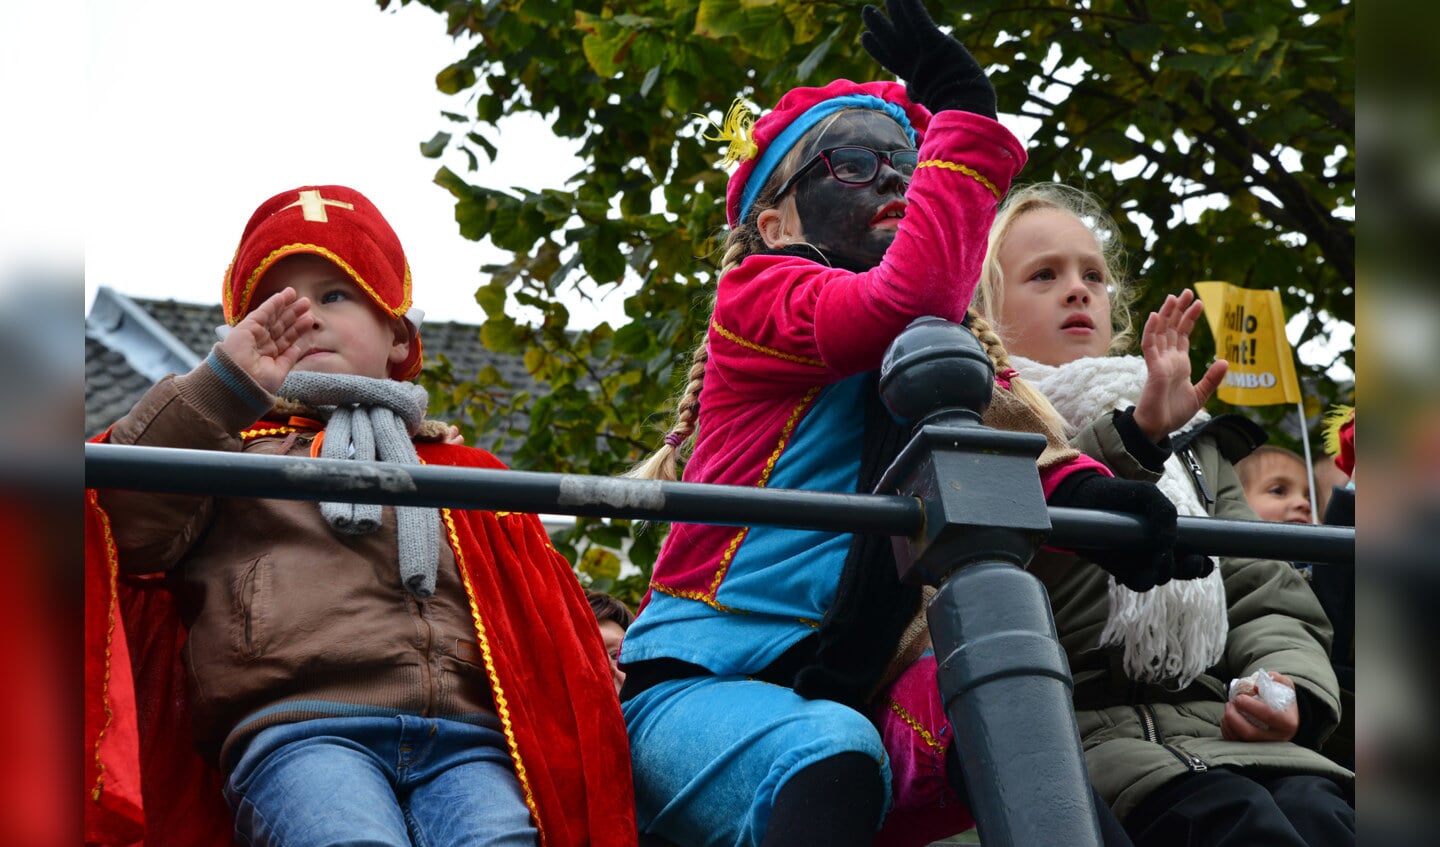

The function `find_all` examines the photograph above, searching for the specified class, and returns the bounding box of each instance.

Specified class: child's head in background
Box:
[1237,445,1313,524]
[586,590,635,695]
[222,186,424,382]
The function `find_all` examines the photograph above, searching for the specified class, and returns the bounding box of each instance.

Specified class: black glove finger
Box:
[886,0,930,38]
[1089,550,1156,593]
[861,3,892,43]
[1151,549,1175,588]
[1174,551,1214,580]
[861,6,908,74]
[862,3,892,35]
[860,31,900,74]
[1117,566,1157,594]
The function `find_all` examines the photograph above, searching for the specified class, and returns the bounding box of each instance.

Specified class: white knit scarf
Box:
[279,371,441,598]
[1013,354,1228,688]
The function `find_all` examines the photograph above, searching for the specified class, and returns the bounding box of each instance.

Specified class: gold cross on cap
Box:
[282,189,355,222]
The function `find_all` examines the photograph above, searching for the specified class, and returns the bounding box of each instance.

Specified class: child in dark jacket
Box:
[973,181,1354,846]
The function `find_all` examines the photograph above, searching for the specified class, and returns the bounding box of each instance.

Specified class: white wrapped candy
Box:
[1227,668,1296,728]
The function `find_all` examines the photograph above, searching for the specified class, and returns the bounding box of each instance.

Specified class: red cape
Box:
[84,439,636,846]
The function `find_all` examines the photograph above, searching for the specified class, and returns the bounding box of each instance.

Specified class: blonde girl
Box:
[972,181,1354,845]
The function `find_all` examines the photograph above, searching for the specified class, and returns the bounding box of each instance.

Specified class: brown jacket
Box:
[99,355,496,768]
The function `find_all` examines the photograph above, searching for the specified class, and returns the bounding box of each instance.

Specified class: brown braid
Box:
[624,236,746,482]
[626,338,709,482]
[968,310,1071,440]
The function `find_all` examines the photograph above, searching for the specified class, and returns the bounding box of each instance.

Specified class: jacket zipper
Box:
[415,595,436,716]
[1133,704,1208,773]
[1163,743,1209,772]
[1133,705,1159,743]
[1181,447,1215,508]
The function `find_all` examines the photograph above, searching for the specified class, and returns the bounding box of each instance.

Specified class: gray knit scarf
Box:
[279,371,440,597]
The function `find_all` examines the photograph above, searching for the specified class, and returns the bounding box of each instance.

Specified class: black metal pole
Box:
[83,442,922,537]
[876,317,1102,846]
[82,443,1355,564]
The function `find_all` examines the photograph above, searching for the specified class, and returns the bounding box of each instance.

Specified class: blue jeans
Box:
[224,715,537,847]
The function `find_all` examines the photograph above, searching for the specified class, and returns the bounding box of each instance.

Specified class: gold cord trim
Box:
[711,318,826,368]
[886,696,945,752]
[915,159,1001,198]
[655,387,820,609]
[705,387,819,599]
[89,490,119,803]
[240,425,303,439]
[231,243,411,323]
[442,504,545,844]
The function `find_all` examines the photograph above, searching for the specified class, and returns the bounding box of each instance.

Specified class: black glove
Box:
[1051,473,1179,592]
[861,0,997,119]
[1173,546,1216,581]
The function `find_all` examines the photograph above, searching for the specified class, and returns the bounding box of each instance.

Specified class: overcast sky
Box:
[5,2,1346,376]
[74,0,607,328]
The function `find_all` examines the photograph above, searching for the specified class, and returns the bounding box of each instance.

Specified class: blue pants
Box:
[622,675,891,847]
[224,715,537,847]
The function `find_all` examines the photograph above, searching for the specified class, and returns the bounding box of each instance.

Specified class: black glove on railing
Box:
[1050,473,1179,592]
[861,0,997,119]
[1172,546,1217,581]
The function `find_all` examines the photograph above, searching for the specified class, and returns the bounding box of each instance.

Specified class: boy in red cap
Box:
[84,185,635,847]
[619,2,1193,845]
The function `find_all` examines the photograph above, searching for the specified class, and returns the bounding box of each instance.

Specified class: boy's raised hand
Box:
[220,287,316,394]
[1133,289,1228,443]
[861,0,996,119]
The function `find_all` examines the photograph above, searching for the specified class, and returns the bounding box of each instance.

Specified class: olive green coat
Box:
[1029,414,1354,821]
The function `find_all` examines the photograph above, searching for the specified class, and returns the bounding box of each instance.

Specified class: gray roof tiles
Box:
[84,292,540,462]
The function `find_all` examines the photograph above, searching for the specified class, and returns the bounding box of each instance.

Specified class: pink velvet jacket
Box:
[623,110,1103,673]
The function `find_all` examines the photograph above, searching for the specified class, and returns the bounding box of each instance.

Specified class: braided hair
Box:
[625,115,838,481]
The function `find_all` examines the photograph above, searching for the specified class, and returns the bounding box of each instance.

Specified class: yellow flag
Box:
[1193,281,1303,406]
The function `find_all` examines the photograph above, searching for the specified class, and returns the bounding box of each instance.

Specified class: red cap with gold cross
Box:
[222,185,424,381]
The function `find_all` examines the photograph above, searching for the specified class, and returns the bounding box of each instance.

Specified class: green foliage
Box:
[381,0,1353,605]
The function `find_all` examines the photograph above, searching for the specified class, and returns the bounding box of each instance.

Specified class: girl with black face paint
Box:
[620,3,1190,846]
[776,110,915,272]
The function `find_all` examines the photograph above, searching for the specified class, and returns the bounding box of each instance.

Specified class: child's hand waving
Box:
[861,0,996,119]
[220,287,316,394]
[1132,288,1228,443]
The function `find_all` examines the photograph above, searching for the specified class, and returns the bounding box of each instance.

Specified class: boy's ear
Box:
[757,202,804,249]
[388,317,412,366]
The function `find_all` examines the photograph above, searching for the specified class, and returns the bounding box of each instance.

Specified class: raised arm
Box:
[94,289,316,573]
[1132,289,1228,443]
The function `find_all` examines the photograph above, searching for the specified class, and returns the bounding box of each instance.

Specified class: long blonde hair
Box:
[628,124,1078,479]
[973,182,1137,356]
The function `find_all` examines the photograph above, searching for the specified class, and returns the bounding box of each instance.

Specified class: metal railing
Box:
[83,442,1355,565]
[84,317,1354,846]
